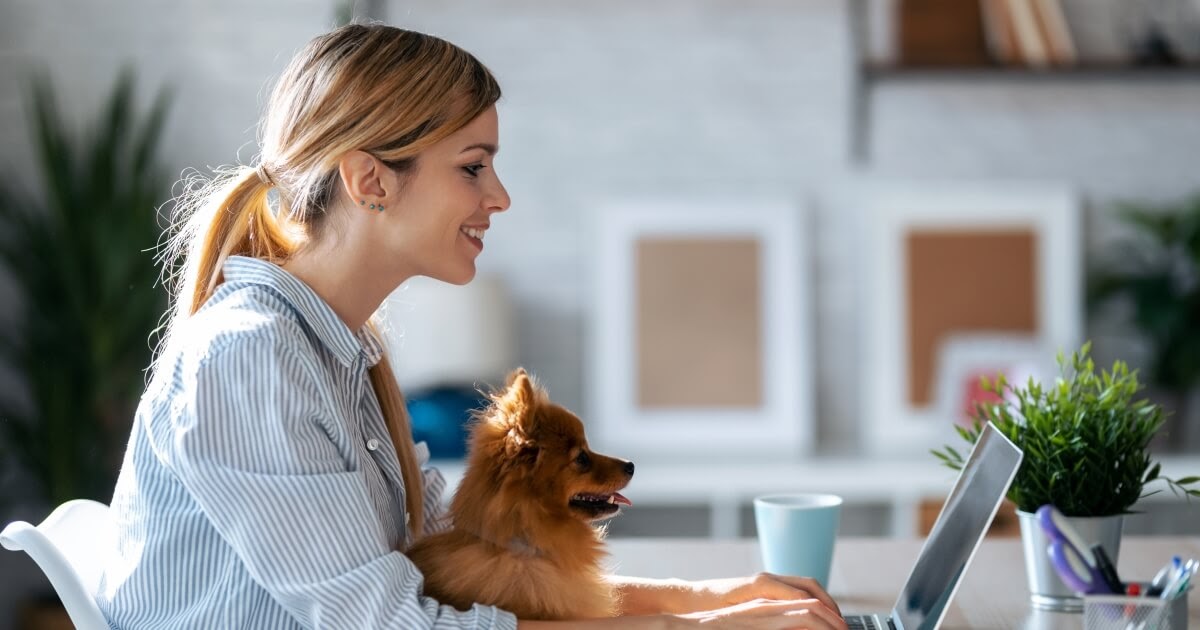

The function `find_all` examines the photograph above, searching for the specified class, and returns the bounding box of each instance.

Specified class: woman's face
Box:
[381,106,510,285]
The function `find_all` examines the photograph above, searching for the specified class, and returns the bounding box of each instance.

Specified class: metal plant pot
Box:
[1017,510,1124,612]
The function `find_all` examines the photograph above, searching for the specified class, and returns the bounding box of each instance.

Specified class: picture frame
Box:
[931,333,1059,429]
[860,183,1082,455]
[587,198,813,460]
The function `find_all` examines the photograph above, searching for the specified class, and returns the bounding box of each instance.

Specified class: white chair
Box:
[1,499,115,630]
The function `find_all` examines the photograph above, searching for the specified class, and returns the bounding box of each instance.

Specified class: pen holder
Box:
[1083,584,1190,630]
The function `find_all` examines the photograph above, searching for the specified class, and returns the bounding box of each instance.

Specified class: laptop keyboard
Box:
[845,615,894,630]
[845,615,878,630]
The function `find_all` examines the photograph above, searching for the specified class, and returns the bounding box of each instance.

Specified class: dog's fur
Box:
[407,368,634,620]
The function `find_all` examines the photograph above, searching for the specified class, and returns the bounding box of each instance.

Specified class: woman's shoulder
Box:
[177,283,318,367]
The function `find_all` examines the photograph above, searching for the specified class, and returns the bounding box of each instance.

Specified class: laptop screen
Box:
[892,424,1023,630]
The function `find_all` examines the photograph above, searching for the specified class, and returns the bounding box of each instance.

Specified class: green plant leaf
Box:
[0,71,170,510]
[934,341,1195,515]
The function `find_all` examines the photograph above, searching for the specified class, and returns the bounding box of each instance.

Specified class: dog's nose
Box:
[623,461,635,476]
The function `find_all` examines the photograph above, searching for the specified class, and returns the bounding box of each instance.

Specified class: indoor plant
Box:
[0,69,170,519]
[0,68,170,628]
[1088,194,1200,451]
[932,342,1199,610]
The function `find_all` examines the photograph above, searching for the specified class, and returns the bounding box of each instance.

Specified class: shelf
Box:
[862,63,1200,82]
[848,59,1200,162]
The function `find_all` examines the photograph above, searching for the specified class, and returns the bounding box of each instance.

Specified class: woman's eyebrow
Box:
[459,142,498,156]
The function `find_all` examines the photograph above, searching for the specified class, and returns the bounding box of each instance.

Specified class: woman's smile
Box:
[460,224,487,251]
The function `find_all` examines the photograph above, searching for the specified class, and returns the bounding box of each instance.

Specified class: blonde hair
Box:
[158,24,501,544]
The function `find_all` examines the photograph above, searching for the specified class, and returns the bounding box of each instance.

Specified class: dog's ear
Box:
[496,368,538,424]
[491,368,541,462]
[505,367,529,388]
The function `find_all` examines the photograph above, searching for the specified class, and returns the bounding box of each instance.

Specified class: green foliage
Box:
[0,69,171,509]
[1088,195,1200,393]
[932,342,1200,516]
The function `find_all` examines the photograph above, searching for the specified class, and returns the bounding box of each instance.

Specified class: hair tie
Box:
[255,163,275,187]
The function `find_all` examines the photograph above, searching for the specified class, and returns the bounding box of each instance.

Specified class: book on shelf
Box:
[898,0,992,66]
[979,0,1019,64]
[1006,0,1051,66]
[1032,0,1077,66]
[980,0,1077,68]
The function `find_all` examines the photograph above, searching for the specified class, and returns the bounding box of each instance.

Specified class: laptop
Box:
[844,423,1024,630]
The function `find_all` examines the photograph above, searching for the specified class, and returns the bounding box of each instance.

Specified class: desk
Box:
[606,536,1200,629]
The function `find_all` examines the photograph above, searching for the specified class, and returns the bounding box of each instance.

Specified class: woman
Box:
[99,24,846,630]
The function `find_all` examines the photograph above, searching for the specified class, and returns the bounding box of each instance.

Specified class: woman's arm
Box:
[607,575,693,615]
[518,618,673,630]
[516,596,849,629]
[606,573,843,617]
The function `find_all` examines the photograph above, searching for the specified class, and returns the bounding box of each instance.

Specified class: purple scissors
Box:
[1036,504,1118,595]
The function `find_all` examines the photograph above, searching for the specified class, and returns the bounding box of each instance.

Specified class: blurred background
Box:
[1,0,1199,626]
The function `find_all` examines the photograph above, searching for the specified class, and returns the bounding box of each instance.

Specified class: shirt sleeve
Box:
[168,337,517,630]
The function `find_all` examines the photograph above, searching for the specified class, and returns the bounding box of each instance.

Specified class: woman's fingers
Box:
[779,599,847,630]
[750,573,842,617]
[683,597,848,630]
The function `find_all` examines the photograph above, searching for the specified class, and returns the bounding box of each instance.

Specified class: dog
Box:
[406,368,634,620]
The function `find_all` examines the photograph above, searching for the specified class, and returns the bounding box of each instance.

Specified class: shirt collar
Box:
[222,255,385,368]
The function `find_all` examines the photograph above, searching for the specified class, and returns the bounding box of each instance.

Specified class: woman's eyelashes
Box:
[461,163,486,177]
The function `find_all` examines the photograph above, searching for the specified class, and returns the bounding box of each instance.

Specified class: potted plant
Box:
[932,342,1199,611]
[1088,194,1200,452]
[0,69,170,627]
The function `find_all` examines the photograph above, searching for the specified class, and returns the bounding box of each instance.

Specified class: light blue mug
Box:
[753,493,843,587]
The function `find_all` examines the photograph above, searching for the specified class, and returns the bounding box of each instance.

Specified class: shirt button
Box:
[366,438,381,451]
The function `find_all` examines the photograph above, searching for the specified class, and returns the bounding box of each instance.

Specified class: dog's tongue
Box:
[612,492,632,507]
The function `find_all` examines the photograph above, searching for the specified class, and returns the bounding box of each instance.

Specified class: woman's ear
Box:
[337,150,386,206]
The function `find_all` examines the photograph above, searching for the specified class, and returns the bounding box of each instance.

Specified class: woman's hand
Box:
[520,597,849,624]
[607,573,844,628]
[520,598,848,630]
[680,573,842,618]
[674,597,848,629]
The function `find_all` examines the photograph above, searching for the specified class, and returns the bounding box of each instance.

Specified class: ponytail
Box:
[176,166,296,317]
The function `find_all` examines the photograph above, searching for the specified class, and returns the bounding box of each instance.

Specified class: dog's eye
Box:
[574,451,591,468]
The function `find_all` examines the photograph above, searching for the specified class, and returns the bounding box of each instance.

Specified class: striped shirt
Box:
[98,255,517,630]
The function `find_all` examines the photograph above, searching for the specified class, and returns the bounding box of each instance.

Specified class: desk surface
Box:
[606,536,1200,629]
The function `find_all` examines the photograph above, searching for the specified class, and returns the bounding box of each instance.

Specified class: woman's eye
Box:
[462,164,485,177]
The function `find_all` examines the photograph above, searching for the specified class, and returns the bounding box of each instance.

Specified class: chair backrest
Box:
[1,499,115,630]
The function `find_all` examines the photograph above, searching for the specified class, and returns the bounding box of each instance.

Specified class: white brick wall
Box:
[4,0,1200,452]
[391,0,855,448]
[2,0,1198,463]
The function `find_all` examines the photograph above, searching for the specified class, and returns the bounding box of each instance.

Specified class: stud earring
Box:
[377,204,385,212]
[359,200,366,206]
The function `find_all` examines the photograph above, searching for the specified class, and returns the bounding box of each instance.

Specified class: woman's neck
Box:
[281,240,408,332]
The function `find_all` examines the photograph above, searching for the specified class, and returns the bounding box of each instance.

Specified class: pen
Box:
[1091,544,1125,594]
[1159,562,1193,600]
[1142,559,1171,595]
[1145,559,1178,597]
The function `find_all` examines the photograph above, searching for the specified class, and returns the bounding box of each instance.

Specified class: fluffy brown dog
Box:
[407,368,634,620]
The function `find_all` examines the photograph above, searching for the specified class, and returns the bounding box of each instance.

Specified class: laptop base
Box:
[845,614,895,630]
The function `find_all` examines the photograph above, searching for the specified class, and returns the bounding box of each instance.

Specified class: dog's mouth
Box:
[569,491,632,521]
